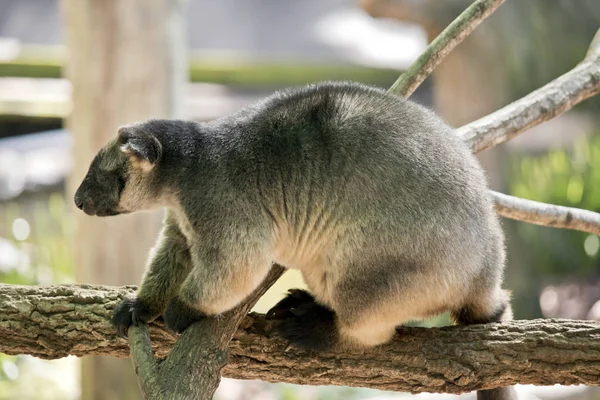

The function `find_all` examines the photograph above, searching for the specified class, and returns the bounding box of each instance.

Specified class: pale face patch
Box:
[117,163,166,212]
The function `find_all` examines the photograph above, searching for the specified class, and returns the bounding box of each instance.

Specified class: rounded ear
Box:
[118,127,163,166]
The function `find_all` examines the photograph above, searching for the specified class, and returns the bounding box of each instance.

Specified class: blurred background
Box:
[0,0,599,399]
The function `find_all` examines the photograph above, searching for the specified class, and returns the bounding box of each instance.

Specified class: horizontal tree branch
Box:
[492,191,600,236]
[1,284,599,394]
[458,28,600,153]
[387,0,504,97]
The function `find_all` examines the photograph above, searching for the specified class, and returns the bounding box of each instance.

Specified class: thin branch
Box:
[387,0,505,97]
[0,284,599,394]
[491,191,600,236]
[128,324,159,398]
[586,29,600,61]
[457,28,600,153]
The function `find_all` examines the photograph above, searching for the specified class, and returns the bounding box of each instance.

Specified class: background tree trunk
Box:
[61,1,185,398]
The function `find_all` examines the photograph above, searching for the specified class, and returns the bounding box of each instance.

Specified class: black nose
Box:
[74,194,84,210]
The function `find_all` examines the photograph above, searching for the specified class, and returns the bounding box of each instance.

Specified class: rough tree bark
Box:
[2,1,600,399]
[0,284,599,394]
[61,0,185,399]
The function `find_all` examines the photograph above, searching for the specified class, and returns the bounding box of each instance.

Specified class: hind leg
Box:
[267,257,421,351]
[267,287,398,351]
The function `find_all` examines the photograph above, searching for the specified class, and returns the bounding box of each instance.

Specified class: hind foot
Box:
[266,289,338,351]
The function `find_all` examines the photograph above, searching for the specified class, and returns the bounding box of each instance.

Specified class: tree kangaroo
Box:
[74,82,516,400]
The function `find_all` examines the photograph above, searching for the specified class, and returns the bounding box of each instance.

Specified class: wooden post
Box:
[61,0,185,398]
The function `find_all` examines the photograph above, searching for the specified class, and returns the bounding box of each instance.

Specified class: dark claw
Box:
[112,297,159,338]
[112,298,136,338]
[162,296,206,334]
[117,325,129,339]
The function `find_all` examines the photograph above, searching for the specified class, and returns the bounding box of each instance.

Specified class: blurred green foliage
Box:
[506,134,600,318]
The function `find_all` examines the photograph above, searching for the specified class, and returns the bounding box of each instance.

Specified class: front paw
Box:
[112,297,160,338]
[163,296,206,334]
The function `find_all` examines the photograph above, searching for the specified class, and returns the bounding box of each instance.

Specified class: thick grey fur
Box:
[74,81,516,399]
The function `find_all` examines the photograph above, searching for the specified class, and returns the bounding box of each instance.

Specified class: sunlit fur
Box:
[77,82,515,400]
